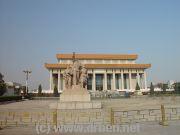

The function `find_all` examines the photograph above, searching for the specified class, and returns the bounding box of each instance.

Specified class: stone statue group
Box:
[63,60,88,89]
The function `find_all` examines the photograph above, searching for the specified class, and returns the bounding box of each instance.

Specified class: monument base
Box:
[49,101,102,109]
[49,85,102,109]
[60,85,90,102]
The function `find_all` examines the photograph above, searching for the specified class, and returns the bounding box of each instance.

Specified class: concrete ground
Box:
[0,96,180,135]
[0,121,180,135]
[0,96,180,111]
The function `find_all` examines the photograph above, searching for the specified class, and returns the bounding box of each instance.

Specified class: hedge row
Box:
[29,93,59,97]
[0,96,22,102]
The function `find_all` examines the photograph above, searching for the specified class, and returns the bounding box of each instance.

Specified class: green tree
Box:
[174,82,180,94]
[21,86,26,95]
[0,73,6,96]
[150,82,154,96]
[53,85,59,97]
[134,82,141,96]
[38,84,42,96]
[162,84,168,94]
[135,82,140,91]
[157,83,163,89]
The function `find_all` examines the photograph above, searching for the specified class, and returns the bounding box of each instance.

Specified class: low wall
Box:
[32,97,59,100]
[0,106,180,126]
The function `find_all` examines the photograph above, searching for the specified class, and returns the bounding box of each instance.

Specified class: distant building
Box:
[30,89,38,93]
[167,80,175,89]
[5,82,22,96]
[45,53,151,93]
[154,81,175,92]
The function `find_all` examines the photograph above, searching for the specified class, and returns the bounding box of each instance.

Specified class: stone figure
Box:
[80,65,88,88]
[63,65,73,89]
[72,60,81,85]
[63,59,88,89]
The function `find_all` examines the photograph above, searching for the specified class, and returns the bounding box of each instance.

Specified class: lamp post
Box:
[23,70,32,95]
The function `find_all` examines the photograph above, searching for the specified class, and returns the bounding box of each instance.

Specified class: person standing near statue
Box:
[80,65,88,88]
[63,65,73,89]
[63,52,88,89]
[72,60,81,85]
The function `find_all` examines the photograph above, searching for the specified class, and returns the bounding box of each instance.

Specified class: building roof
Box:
[56,54,138,60]
[44,63,151,69]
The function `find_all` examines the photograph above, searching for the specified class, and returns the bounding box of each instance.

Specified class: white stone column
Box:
[118,74,121,90]
[129,71,132,91]
[62,71,65,90]
[58,70,60,91]
[49,69,52,91]
[104,72,107,90]
[144,71,147,90]
[92,71,96,91]
[112,70,116,90]
[121,71,124,90]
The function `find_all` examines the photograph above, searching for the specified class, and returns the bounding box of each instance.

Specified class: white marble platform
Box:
[49,101,102,109]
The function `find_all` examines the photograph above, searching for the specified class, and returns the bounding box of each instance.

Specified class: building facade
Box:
[45,53,151,93]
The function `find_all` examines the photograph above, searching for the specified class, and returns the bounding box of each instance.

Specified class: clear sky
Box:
[0,0,180,90]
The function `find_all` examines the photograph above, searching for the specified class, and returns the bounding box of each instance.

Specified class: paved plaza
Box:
[0,96,180,110]
[0,121,180,135]
[0,96,180,135]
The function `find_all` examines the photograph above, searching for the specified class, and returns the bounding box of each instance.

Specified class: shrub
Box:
[38,84,42,97]
[0,73,6,96]
[0,96,22,102]
[135,82,140,91]
[24,94,32,99]
[53,85,59,97]
[150,82,154,96]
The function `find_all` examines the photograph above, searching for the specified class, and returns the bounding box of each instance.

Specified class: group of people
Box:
[63,60,88,89]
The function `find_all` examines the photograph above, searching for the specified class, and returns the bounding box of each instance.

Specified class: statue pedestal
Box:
[49,85,102,109]
[52,101,102,109]
[60,85,90,102]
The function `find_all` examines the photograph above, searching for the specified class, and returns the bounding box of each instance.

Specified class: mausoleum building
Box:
[45,53,151,93]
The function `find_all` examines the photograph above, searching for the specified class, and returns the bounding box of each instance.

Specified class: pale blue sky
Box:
[0,0,180,90]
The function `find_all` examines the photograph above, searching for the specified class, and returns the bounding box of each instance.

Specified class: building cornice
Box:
[56,54,138,60]
[44,63,151,69]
